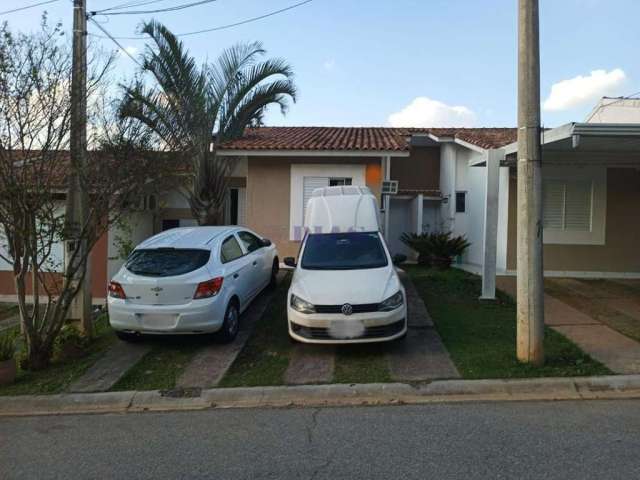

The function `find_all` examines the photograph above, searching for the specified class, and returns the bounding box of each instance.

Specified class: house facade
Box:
[2,106,639,303]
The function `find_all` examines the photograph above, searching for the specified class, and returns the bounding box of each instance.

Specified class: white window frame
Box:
[290,164,366,241]
[543,166,607,245]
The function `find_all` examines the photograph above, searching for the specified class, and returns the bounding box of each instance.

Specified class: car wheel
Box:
[217,301,240,343]
[269,258,279,289]
[115,331,141,342]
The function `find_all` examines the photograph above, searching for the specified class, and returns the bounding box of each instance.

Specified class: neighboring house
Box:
[1,98,639,302]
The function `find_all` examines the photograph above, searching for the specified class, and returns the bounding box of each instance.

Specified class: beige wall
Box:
[246,156,382,258]
[506,167,640,273]
[391,146,440,192]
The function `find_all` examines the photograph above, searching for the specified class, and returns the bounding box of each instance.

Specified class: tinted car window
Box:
[126,249,210,277]
[301,232,388,270]
[221,236,244,263]
[238,231,262,253]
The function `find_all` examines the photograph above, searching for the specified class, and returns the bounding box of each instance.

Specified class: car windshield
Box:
[125,248,210,277]
[301,232,388,270]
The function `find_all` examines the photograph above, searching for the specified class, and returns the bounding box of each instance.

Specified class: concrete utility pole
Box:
[66,0,93,336]
[516,0,544,364]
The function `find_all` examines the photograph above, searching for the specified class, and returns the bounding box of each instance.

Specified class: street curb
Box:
[1,375,640,417]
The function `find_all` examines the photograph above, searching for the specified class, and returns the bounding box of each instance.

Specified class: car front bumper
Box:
[287,305,407,344]
[108,296,225,334]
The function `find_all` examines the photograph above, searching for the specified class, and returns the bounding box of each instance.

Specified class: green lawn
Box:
[110,338,201,392]
[220,272,392,387]
[405,266,611,379]
[0,315,116,396]
[334,344,392,384]
[219,274,293,387]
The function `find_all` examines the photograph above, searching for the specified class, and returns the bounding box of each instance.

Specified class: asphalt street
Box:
[2,400,640,479]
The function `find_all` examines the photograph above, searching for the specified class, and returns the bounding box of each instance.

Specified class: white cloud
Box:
[388,96,476,127]
[543,68,626,111]
[323,59,335,71]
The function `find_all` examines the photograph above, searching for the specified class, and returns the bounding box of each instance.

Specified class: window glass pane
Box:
[221,236,244,263]
[329,177,352,186]
[565,181,592,231]
[126,249,210,277]
[301,232,388,270]
[455,192,466,213]
[238,231,261,252]
[543,181,565,229]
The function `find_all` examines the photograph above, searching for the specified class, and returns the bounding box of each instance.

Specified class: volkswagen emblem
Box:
[341,303,353,316]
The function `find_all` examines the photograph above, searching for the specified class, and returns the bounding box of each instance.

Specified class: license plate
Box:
[138,314,176,329]
[328,320,365,339]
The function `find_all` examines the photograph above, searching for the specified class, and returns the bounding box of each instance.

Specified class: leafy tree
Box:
[120,20,297,225]
[0,18,173,369]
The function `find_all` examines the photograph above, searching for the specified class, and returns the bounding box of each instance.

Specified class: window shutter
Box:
[564,180,592,231]
[303,177,329,219]
[543,180,565,229]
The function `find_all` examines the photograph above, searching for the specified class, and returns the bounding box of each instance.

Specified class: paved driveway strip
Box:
[386,273,460,381]
[68,341,151,393]
[284,344,335,384]
[176,273,285,389]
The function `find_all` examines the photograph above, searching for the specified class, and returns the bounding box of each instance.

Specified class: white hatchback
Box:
[108,226,279,342]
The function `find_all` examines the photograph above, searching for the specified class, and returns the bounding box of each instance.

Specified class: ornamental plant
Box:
[400,232,471,269]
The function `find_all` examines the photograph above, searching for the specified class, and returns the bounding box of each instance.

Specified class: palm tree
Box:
[120,20,297,225]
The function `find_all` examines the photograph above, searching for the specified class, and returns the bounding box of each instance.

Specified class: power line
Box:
[98,0,169,13]
[0,0,59,16]
[174,0,314,37]
[88,17,142,67]
[91,0,217,16]
[89,0,314,40]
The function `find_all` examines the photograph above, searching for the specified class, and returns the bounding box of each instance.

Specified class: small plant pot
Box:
[0,358,17,385]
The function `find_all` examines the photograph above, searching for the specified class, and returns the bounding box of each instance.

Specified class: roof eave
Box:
[216,149,410,157]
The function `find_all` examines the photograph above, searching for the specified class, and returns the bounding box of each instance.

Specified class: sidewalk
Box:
[496,276,640,374]
[1,375,639,417]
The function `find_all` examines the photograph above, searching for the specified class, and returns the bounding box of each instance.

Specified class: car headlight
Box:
[290,294,316,314]
[379,291,404,312]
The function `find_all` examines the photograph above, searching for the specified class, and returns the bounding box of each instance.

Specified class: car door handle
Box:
[233,273,239,279]
[252,261,257,266]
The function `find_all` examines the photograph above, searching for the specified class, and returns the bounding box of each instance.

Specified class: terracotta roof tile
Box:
[221,126,517,152]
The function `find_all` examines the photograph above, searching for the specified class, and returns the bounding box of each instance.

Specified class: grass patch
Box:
[0,315,116,396]
[406,266,611,379]
[334,344,392,384]
[110,337,201,392]
[219,274,293,387]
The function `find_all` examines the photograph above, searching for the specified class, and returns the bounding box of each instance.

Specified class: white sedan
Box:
[108,226,279,342]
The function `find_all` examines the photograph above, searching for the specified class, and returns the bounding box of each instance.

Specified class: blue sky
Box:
[3,0,639,127]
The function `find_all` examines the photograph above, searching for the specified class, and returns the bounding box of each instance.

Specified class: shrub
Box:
[0,332,16,362]
[54,325,91,361]
[400,232,471,269]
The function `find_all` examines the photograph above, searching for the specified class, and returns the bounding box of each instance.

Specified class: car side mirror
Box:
[260,238,272,247]
[284,257,297,268]
[392,254,407,266]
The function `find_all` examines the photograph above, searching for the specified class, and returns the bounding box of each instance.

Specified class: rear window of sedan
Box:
[125,249,210,277]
